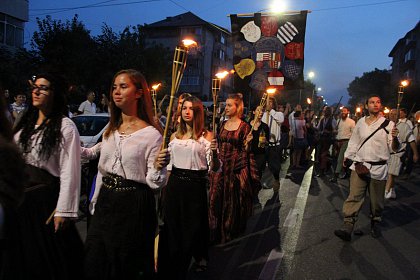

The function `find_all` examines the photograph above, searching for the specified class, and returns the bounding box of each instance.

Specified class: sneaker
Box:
[390,188,396,199]
[371,221,381,238]
[334,222,353,241]
[385,188,396,199]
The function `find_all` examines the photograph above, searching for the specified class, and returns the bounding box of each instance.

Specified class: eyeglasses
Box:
[31,85,50,96]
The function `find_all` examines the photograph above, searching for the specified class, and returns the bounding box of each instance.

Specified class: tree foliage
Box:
[2,14,171,106]
[347,68,393,108]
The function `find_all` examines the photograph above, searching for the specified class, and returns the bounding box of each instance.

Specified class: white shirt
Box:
[167,136,212,171]
[78,100,96,114]
[336,117,356,140]
[344,116,396,180]
[391,121,415,157]
[14,117,81,218]
[262,109,284,143]
[90,126,167,214]
[399,118,413,130]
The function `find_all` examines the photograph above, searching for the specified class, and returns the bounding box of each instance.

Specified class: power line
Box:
[29,0,164,17]
[313,0,413,12]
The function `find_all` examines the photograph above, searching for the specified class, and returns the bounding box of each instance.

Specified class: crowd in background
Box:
[1,71,420,279]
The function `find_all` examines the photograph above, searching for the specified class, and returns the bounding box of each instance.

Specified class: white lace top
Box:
[90,126,167,214]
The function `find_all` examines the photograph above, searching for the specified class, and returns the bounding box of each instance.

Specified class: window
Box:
[180,76,200,85]
[219,50,225,60]
[404,70,414,79]
[404,49,415,62]
[220,34,225,44]
[0,14,25,48]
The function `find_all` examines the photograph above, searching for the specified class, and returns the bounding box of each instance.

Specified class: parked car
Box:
[71,113,109,148]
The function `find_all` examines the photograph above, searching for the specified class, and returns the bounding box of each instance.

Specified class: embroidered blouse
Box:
[90,126,167,214]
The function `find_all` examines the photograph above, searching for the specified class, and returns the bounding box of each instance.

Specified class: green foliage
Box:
[2,14,172,106]
[347,68,393,108]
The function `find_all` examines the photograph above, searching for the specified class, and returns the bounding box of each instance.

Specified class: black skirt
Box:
[85,175,157,280]
[157,167,209,280]
[1,164,84,280]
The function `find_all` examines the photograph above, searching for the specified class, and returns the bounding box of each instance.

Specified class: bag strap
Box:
[357,119,390,152]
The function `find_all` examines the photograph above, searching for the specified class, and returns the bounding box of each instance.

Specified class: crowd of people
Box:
[1,69,420,279]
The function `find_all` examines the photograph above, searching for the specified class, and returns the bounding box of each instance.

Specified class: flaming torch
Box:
[250,88,276,133]
[396,80,409,120]
[162,39,197,148]
[212,70,229,136]
[151,83,161,117]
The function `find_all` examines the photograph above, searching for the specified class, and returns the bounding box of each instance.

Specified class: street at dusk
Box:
[1,1,420,280]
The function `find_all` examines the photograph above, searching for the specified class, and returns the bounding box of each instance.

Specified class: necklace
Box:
[120,120,137,135]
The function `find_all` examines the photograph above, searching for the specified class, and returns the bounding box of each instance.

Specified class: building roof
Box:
[389,21,420,57]
[145,11,230,35]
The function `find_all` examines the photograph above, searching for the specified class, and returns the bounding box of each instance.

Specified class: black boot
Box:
[334,222,353,241]
[370,220,381,238]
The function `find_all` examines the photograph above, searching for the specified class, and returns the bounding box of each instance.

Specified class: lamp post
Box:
[162,39,197,148]
[212,71,229,136]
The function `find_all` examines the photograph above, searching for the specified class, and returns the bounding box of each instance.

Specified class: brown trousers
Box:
[342,171,386,224]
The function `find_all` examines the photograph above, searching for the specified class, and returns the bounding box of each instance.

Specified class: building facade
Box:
[389,21,420,86]
[144,12,233,101]
[0,0,28,49]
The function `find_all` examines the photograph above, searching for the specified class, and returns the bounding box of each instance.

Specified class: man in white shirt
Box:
[385,109,418,199]
[330,107,355,182]
[262,97,284,190]
[335,95,399,241]
[78,91,97,115]
[399,108,414,177]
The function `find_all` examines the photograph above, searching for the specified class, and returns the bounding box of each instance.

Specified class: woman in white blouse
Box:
[11,73,83,279]
[84,69,168,280]
[157,96,219,279]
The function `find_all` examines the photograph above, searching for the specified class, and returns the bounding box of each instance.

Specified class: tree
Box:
[347,68,393,108]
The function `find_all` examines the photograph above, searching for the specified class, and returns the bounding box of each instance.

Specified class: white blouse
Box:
[14,117,81,218]
[344,116,397,180]
[90,126,167,214]
[167,136,212,172]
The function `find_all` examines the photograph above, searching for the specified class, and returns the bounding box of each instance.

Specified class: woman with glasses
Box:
[208,93,261,244]
[10,73,84,279]
[84,69,168,279]
[157,96,219,278]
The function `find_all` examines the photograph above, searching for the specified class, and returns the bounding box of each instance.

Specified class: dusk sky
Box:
[25,0,419,105]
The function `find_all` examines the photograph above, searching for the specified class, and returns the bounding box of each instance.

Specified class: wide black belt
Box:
[171,166,208,182]
[365,160,387,166]
[102,173,147,192]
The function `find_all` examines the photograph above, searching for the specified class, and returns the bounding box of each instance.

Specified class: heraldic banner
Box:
[230,11,308,94]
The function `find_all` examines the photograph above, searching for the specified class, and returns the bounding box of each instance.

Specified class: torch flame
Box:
[356,107,361,113]
[266,88,276,94]
[182,39,197,47]
[383,107,390,114]
[307,98,312,104]
[400,80,409,87]
[215,71,229,79]
[152,83,161,90]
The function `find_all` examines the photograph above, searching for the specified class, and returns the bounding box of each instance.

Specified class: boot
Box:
[334,222,353,241]
[370,220,381,238]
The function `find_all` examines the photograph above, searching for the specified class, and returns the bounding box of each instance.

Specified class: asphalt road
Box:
[76,159,420,280]
[190,160,420,280]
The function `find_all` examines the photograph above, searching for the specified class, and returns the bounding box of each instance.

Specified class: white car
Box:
[72,113,109,148]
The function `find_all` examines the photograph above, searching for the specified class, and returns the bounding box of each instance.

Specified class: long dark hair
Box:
[175,96,206,140]
[14,73,69,160]
[0,92,13,141]
[104,69,161,138]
